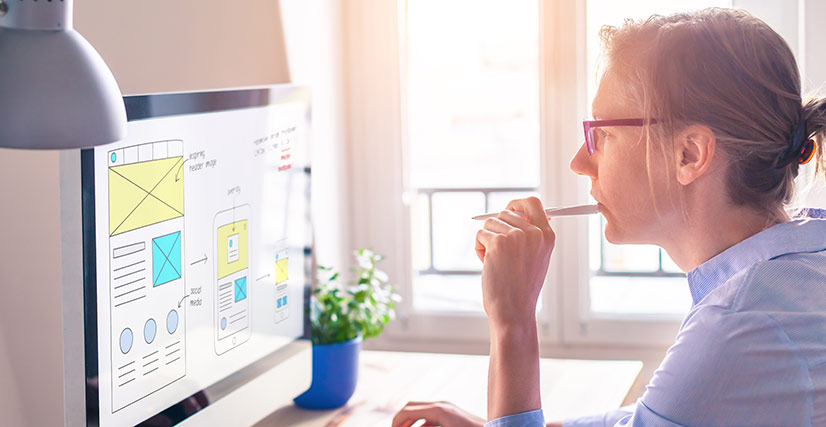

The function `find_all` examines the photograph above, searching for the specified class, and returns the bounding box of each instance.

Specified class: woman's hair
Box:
[599,7,826,222]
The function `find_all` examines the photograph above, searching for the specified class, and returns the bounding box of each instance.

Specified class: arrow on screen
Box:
[175,159,189,182]
[190,254,207,266]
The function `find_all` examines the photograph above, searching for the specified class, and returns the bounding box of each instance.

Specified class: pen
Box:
[471,204,600,220]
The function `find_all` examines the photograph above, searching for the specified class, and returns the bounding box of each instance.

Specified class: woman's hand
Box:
[475,197,555,327]
[392,401,485,427]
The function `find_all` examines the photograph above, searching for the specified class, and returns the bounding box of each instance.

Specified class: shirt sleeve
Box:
[562,404,636,427]
[484,409,545,427]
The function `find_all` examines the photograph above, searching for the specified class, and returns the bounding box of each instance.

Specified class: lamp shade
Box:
[0,0,126,149]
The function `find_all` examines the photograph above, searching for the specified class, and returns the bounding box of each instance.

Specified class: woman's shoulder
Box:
[689,254,826,367]
[695,246,826,311]
[648,299,814,426]
[729,252,826,312]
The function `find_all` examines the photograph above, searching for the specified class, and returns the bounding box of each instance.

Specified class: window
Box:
[405,0,540,314]
[346,0,821,347]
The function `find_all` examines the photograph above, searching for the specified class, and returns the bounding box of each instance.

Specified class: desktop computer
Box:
[61,85,313,426]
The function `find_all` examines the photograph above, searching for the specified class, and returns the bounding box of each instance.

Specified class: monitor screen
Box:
[81,85,311,426]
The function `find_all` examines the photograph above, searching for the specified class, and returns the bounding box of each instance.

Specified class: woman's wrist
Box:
[488,315,538,340]
[489,320,538,359]
[487,320,541,420]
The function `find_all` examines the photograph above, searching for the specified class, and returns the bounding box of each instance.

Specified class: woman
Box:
[393,7,826,427]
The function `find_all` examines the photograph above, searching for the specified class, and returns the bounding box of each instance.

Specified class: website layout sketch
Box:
[214,205,252,355]
[107,140,187,412]
[274,248,290,324]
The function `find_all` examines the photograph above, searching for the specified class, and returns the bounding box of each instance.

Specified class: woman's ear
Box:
[675,125,716,186]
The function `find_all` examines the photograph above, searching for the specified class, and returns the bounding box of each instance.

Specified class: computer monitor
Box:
[76,85,312,426]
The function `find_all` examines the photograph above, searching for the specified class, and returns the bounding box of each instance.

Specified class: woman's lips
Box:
[590,193,603,208]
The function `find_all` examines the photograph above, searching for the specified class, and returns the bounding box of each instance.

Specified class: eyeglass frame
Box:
[583,118,659,155]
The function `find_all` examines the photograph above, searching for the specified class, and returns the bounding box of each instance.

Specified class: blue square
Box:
[234,277,247,302]
[152,231,181,287]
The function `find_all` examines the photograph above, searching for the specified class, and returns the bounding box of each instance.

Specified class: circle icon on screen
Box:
[120,328,133,354]
[111,152,117,163]
[167,309,179,334]
[144,318,157,344]
[221,317,227,330]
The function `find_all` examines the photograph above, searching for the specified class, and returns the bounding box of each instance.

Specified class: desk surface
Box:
[255,350,642,427]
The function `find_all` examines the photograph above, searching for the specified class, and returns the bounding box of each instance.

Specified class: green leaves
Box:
[309,249,401,345]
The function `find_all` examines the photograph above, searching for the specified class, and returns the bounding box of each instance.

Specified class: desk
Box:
[255,350,642,427]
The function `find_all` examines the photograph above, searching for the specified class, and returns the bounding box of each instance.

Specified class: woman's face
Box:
[570,72,676,244]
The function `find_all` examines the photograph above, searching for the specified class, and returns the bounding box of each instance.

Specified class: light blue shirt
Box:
[486,209,826,427]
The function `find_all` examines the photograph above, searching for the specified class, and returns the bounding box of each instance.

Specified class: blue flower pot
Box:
[293,335,362,410]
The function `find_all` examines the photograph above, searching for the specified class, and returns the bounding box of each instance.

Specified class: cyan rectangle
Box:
[234,277,247,302]
[152,231,181,286]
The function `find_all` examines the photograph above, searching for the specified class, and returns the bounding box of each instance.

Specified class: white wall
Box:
[279,0,350,271]
[0,149,64,427]
[0,324,26,427]
[74,0,290,95]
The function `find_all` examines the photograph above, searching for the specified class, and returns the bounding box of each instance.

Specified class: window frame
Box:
[345,0,814,350]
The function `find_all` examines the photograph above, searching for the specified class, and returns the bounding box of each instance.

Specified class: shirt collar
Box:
[686,208,826,305]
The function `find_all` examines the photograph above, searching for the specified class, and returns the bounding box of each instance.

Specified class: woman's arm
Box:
[475,197,555,421]
[488,321,541,420]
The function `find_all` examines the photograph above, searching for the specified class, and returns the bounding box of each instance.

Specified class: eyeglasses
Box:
[583,118,658,155]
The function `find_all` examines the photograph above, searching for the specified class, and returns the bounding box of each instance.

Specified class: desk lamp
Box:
[0,0,126,149]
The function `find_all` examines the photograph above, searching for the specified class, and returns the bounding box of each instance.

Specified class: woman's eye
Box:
[595,129,610,147]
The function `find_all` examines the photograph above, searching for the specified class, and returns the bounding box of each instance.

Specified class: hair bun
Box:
[775,118,809,168]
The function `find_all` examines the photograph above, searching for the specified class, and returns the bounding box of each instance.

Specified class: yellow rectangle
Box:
[109,156,184,236]
[217,220,248,280]
[275,257,289,284]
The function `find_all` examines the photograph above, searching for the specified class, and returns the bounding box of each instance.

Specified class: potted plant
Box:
[293,248,401,410]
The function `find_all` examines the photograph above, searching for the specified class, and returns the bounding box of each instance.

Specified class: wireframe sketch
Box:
[213,205,252,355]
[107,140,187,412]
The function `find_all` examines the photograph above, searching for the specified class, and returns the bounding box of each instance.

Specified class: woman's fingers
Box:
[477,197,556,327]
[475,209,541,264]
[495,210,544,244]
[504,197,555,244]
[495,209,533,229]
[392,401,484,427]
[475,228,497,262]
[483,216,515,234]
[391,402,444,427]
[505,197,551,230]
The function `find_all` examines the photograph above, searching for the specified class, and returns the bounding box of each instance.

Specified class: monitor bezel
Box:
[81,85,312,427]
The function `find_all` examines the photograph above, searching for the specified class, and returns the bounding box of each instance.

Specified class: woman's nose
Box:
[570,141,596,177]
